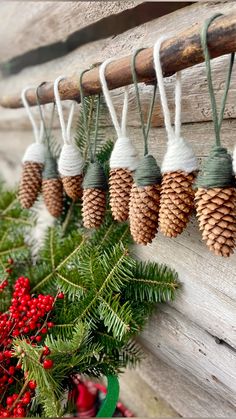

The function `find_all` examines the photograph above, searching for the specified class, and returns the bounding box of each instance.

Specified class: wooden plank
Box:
[2,11,236,108]
[0,1,144,63]
[135,348,236,417]
[119,367,178,417]
[1,2,236,123]
[140,306,236,405]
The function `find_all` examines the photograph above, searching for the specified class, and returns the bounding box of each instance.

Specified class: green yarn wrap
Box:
[134,155,161,187]
[43,150,58,180]
[83,161,107,190]
[195,146,235,189]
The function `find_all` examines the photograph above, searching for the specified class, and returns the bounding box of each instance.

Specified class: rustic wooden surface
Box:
[134,348,236,416]
[2,11,236,108]
[0,1,144,63]
[0,1,236,416]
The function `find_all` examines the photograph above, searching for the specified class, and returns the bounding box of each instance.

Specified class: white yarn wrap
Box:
[153,37,198,174]
[109,137,139,171]
[58,143,84,176]
[22,142,45,164]
[233,146,236,175]
[99,58,139,172]
[21,86,45,164]
[54,75,84,177]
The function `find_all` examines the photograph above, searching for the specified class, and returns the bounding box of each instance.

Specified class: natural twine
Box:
[79,71,107,190]
[83,161,107,190]
[134,155,161,187]
[131,49,161,187]
[196,14,235,189]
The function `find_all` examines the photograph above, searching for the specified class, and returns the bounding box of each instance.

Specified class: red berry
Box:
[43,359,53,369]
[43,346,50,356]
[35,336,42,342]
[28,380,37,390]
[57,292,64,299]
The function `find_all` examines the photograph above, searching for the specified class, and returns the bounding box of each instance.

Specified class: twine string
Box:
[153,36,182,143]
[200,13,235,147]
[79,69,101,163]
[36,84,55,146]
[99,58,129,139]
[21,86,44,144]
[131,48,157,156]
[54,75,75,145]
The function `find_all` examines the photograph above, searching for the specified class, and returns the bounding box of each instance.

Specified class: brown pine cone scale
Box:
[195,187,236,257]
[62,174,83,201]
[42,178,63,218]
[129,183,161,245]
[159,171,195,238]
[82,188,106,229]
[109,168,133,222]
[19,161,43,209]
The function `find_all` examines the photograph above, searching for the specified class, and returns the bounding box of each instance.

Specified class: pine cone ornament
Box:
[82,161,107,229]
[62,175,83,202]
[129,183,161,245]
[159,171,195,237]
[109,168,133,222]
[19,142,45,209]
[195,188,236,257]
[42,151,63,218]
[19,161,43,209]
[195,146,236,257]
[82,188,106,229]
[42,178,63,218]
[129,155,162,245]
[109,136,139,222]
[58,143,84,202]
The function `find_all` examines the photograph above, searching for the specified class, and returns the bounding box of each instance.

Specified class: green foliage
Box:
[1,97,179,417]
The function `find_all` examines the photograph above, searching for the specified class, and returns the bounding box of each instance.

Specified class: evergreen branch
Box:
[99,296,132,340]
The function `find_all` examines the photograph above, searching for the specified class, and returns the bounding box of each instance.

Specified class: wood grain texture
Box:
[0,1,143,63]
[1,1,236,114]
[140,306,236,406]
[135,348,236,416]
[2,10,236,108]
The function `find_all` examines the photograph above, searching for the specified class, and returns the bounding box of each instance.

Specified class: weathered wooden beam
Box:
[1,12,236,109]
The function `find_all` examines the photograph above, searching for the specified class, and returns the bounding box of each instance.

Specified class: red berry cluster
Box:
[0,271,56,418]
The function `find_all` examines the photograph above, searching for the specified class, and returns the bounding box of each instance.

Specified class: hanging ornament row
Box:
[17,13,236,257]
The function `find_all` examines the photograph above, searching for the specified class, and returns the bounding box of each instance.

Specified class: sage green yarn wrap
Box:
[195,146,235,189]
[83,161,107,190]
[134,155,162,187]
[43,153,58,180]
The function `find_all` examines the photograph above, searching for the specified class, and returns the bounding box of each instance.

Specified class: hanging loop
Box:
[200,13,235,148]
[99,58,129,139]
[153,36,183,143]
[79,69,101,162]
[131,48,157,156]
[21,86,44,144]
[54,75,75,145]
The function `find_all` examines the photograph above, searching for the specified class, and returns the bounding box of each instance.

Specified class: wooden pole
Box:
[1,13,236,109]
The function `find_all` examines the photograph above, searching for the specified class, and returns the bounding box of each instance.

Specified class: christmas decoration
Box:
[42,149,63,218]
[129,50,161,245]
[0,181,178,417]
[153,37,198,238]
[79,73,107,229]
[99,59,139,222]
[195,14,236,257]
[54,76,84,201]
[19,87,45,209]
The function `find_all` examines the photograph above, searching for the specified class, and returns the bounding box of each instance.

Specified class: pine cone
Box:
[19,161,43,209]
[129,183,161,245]
[42,178,63,218]
[82,188,106,229]
[159,171,195,237]
[109,168,133,222]
[62,174,83,202]
[195,187,236,257]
